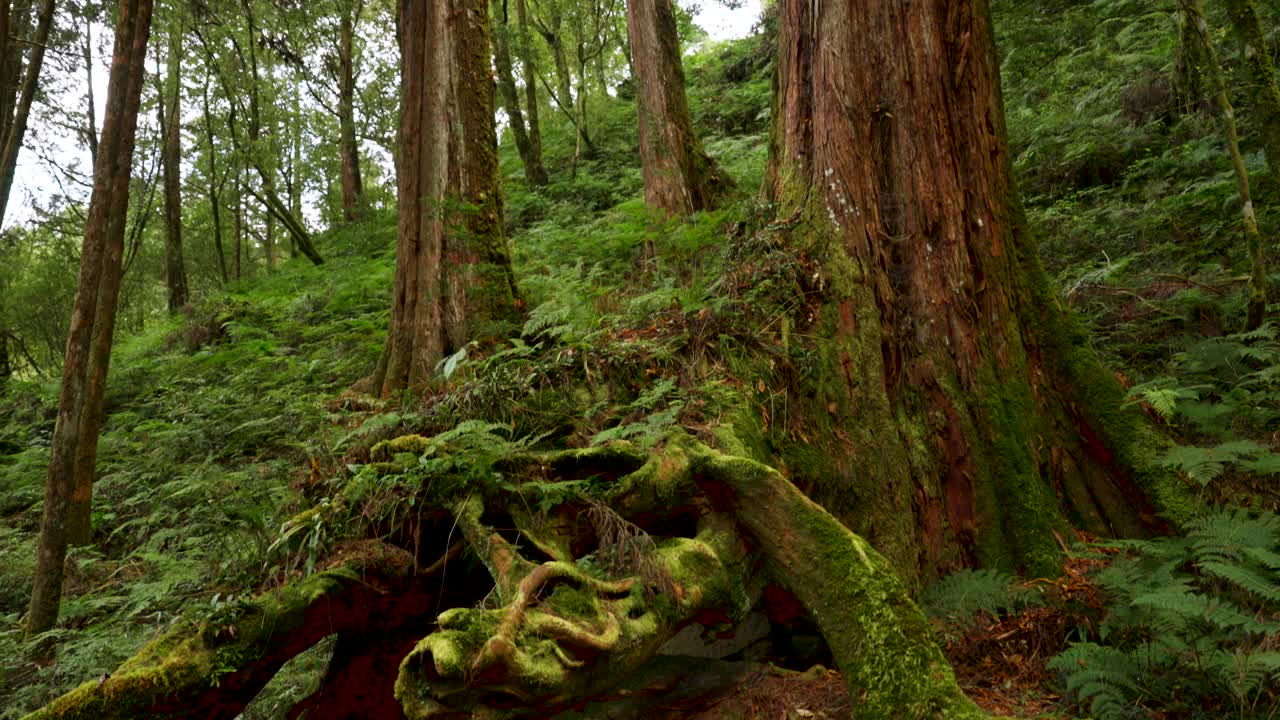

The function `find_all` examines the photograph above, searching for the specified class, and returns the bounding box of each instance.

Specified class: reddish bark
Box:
[626,0,730,216]
[374,0,519,395]
[160,24,188,312]
[27,0,154,642]
[765,0,1178,578]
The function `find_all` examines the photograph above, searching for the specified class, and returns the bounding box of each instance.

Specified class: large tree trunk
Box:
[372,0,519,396]
[625,0,731,216]
[26,0,153,644]
[0,0,56,226]
[338,2,365,222]
[1182,0,1270,329]
[1223,0,1280,179]
[491,0,547,188]
[762,0,1193,580]
[159,22,188,313]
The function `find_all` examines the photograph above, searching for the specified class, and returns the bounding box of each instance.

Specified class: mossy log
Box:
[27,435,986,720]
[21,541,438,720]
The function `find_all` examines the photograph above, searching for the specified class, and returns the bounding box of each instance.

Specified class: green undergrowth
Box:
[999,0,1280,505]
[1052,510,1280,719]
[0,217,396,716]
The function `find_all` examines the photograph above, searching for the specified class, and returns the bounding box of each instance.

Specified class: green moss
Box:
[545,583,599,620]
[687,444,987,719]
[371,434,432,460]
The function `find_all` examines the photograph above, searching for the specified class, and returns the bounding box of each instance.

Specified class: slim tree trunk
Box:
[27,0,154,644]
[762,0,1192,581]
[0,330,10,387]
[338,1,365,221]
[0,1,31,147]
[233,163,243,281]
[83,13,99,165]
[289,76,302,256]
[1184,0,1270,329]
[491,0,546,187]
[202,83,228,284]
[1222,0,1280,179]
[513,0,546,187]
[0,0,56,226]
[159,22,187,313]
[195,4,323,266]
[373,0,519,396]
[626,0,732,216]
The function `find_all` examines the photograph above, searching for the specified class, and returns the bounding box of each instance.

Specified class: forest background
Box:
[0,0,1278,718]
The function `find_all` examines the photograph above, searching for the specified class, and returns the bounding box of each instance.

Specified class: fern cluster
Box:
[1130,324,1280,489]
[1051,509,1280,719]
[923,569,1046,645]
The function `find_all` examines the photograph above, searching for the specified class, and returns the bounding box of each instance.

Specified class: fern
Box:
[1053,509,1280,718]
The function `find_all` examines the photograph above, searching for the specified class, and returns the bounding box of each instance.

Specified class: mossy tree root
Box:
[21,541,435,720]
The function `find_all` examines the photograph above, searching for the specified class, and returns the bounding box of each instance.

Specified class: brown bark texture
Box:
[27,0,154,642]
[338,3,365,221]
[626,0,731,216]
[762,0,1192,580]
[160,23,188,313]
[374,0,519,396]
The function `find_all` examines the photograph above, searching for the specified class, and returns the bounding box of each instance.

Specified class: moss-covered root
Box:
[394,513,754,719]
[22,541,430,720]
[686,445,988,720]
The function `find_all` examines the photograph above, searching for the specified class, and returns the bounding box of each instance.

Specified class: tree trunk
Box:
[513,0,546,187]
[289,76,302,257]
[626,0,732,216]
[1183,0,1270,329]
[0,0,56,226]
[761,0,1193,580]
[233,164,243,282]
[202,82,228,285]
[264,199,275,270]
[26,0,154,644]
[159,22,188,313]
[491,0,546,188]
[373,0,519,396]
[338,2,365,221]
[0,1,31,150]
[545,5,573,120]
[0,329,10,387]
[1223,0,1280,179]
[197,2,323,266]
[82,12,99,165]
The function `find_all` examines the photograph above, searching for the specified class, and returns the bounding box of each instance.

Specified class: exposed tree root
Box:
[26,437,989,720]
[22,541,439,720]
